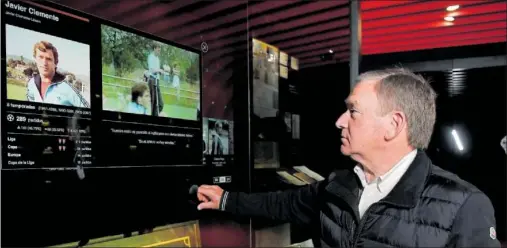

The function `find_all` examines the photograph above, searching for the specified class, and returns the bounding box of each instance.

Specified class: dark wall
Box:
[299,62,354,177]
[422,66,506,242]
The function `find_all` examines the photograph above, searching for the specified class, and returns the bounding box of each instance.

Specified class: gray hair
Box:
[356,68,437,149]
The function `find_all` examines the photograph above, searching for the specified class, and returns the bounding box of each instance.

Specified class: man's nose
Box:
[336,112,348,129]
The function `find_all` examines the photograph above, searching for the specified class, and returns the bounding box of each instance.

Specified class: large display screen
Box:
[1,0,203,171]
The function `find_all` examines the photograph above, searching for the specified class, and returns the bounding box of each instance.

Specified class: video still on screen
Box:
[6,24,91,108]
[98,24,203,168]
[101,25,200,121]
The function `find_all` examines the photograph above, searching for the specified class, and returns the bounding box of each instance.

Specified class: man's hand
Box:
[196,185,224,210]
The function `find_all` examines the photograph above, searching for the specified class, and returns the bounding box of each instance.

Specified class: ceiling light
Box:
[444,16,455,22]
[446,5,460,11]
[329,49,334,53]
[447,12,459,17]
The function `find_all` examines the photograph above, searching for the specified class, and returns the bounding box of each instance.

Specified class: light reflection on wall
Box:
[442,124,471,155]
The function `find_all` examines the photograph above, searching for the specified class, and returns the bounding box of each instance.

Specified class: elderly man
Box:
[196,68,500,247]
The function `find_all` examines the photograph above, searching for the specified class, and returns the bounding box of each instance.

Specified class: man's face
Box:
[155,47,161,55]
[35,49,56,78]
[336,81,387,159]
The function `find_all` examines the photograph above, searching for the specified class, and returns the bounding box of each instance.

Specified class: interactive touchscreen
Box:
[1,1,203,170]
[2,1,205,247]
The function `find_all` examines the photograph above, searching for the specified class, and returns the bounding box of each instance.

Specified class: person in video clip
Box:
[146,44,164,116]
[126,83,149,115]
[195,68,501,248]
[209,121,226,155]
[172,63,181,101]
[26,41,87,107]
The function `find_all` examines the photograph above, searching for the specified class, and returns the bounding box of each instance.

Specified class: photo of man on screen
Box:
[6,25,91,108]
[26,41,88,107]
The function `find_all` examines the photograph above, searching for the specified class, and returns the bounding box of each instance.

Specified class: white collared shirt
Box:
[354,149,417,218]
[147,52,161,79]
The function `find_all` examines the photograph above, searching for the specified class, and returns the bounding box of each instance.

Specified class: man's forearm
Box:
[219,184,320,226]
[221,191,289,220]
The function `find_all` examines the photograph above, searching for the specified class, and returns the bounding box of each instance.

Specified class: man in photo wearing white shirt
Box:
[146,44,164,116]
[194,68,500,247]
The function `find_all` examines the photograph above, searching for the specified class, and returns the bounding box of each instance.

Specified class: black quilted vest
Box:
[318,151,479,247]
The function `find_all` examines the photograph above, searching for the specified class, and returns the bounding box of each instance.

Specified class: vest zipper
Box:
[352,202,380,248]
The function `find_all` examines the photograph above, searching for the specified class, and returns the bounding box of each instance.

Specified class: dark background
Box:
[423,66,506,241]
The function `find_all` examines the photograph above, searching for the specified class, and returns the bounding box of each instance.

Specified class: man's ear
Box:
[385,111,406,141]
